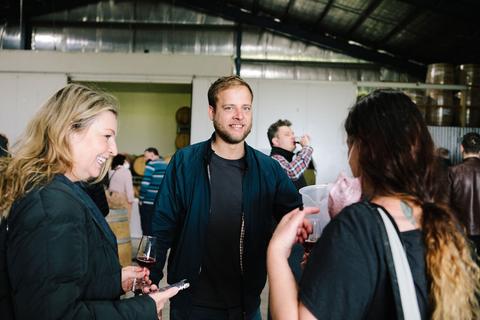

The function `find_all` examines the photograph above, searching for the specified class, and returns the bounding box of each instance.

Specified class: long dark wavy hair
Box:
[345,89,480,319]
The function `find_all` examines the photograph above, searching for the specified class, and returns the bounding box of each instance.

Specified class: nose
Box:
[109,138,118,156]
[233,107,244,120]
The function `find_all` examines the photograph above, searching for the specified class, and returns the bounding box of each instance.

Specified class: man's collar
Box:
[270,146,294,161]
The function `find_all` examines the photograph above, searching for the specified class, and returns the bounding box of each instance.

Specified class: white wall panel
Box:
[0,72,67,144]
[191,77,357,184]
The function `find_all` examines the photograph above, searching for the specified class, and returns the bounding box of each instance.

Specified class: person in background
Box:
[267,89,480,319]
[448,132,480,254]
[150,76,301,320]
[0,84,178,319]
[267,119,314,284]
[108,153,135,215]
[267,119,313,190]
[139,147,167,235]
[0,133,8,157]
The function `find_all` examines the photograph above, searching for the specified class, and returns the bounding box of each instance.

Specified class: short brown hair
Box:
[207,75,253,109]
[267,119,292,147]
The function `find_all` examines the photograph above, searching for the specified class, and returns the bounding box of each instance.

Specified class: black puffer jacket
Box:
[2,175,156,319]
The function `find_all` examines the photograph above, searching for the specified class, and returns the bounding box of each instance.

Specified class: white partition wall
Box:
[0,72,67,144]
[0,50,232,151]
[191,78,357,184]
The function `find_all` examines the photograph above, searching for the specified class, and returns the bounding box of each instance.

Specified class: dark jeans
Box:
[139,203,154,236]
[171,306,261,320]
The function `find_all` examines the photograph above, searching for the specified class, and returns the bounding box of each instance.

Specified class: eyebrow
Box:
[222,104,252,107]
[106,128,117,135]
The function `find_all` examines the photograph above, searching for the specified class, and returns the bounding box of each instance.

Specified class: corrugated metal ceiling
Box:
[1,0,479,79]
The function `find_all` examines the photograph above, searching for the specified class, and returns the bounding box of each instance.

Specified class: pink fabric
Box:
[108,167,135,203]
[328,172,362,218]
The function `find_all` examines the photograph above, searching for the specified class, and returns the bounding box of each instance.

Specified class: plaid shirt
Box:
[271,146,313,181]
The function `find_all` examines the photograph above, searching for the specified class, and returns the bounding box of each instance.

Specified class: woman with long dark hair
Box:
[267,89,480,319]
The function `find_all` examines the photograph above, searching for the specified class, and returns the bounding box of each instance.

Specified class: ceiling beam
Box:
[243,58,380,70]
[170,0,426,77]
[30,20,237,31]
[346,0,382,36]
[282,0,296,21]
[314,0,334,28]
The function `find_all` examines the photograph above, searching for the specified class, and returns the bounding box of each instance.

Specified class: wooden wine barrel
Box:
[404,90,427,120]
[426,89,455,126]
[176,106,191,125]
[460,88,480,127]
[133,155,146,176]
[175,132,190,149]
[426,63,455,84]
[458,64,480,86]
[106,208,132,267]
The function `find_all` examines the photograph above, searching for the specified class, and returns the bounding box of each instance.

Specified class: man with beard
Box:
[150,76,301,320]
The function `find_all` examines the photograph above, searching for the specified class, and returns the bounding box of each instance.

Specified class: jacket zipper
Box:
[239,213,245,275]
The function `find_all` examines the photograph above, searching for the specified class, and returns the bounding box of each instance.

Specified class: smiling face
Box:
[66,111,118,181]
[209,85,253,145]
[272,125,296,152]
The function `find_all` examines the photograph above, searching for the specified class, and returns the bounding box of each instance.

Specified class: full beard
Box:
[213,120,252,144]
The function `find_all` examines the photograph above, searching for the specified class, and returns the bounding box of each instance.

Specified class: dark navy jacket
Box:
[2,175,156,319]
[151,134,301,318]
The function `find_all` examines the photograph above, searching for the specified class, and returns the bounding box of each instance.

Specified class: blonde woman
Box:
[0,84,178,319]
[268,90,480,319]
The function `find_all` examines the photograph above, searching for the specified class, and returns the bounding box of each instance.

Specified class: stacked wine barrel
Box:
[458,64,480,127]
[425,63,455,126]
[175,106,191,149]
[404,90,427,120]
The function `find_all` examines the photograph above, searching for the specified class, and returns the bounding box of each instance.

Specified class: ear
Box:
[208,105,215,121]
[460,144,464,154]
[272,137,279,147]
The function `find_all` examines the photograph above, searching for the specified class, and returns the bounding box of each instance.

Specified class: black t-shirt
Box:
[192,153,246,309]
[299,201,429,319]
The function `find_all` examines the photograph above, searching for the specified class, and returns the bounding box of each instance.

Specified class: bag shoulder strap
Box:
[367,202,421,320]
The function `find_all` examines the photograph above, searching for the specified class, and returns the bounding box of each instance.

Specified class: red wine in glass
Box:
[136,256,156,268]
[303,217,321,254]
[303,239,317,254]
[132,235,157,294]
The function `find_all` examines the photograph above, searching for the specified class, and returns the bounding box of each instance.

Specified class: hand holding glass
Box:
[133,235,157,294]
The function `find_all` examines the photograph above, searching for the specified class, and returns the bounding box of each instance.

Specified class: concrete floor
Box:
[130,237,270,319]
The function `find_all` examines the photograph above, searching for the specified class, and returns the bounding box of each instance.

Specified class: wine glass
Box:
[132,235,157,294]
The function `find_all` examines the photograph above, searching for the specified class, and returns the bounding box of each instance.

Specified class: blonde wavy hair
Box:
[0,83,118,218]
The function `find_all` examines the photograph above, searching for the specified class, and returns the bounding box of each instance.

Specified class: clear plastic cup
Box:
[299,184,331,237]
